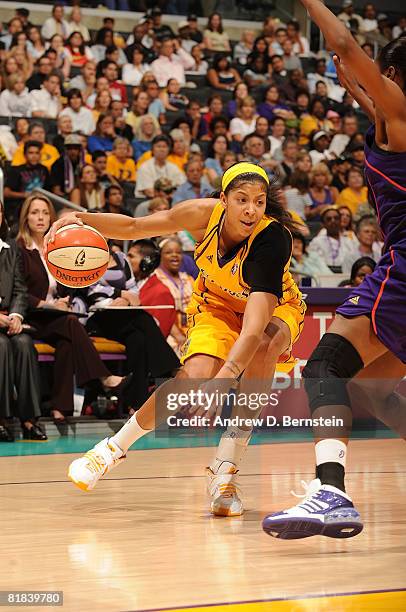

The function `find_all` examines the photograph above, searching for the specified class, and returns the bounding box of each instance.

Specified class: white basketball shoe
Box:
[206,461,243,516]
[68,438,125,491]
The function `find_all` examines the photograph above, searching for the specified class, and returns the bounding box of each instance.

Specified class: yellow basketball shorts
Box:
[180,298,305,365]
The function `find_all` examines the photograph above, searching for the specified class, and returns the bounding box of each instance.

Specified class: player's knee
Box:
[303,333,364,412]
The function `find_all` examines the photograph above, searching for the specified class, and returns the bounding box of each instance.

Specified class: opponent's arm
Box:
[45,198,218,245]
[216,292,278,379]
[300,0,406,118]
[333,55,375,122]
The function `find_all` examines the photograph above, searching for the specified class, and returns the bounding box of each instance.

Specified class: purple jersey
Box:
[364,125,406,251]
[336,125,406,363]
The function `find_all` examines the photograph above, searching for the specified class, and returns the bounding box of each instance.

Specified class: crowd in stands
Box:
[0,2,404,439]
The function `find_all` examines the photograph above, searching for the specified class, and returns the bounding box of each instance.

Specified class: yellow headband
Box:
[221,162,269,192]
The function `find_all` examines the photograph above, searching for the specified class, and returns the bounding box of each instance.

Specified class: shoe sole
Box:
[211,508,244,517]
[262,515,363,539]
[67,468,91,492]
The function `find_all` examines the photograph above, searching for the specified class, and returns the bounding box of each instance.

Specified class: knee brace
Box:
[302,333,364,412]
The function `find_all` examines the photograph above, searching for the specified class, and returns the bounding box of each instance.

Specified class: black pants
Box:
[0,332,42,421]
[28,312,111,416]
[87,310,179,408]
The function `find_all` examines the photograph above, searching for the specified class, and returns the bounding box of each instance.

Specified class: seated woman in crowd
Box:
[64,31,94,67]
[299,97,333,146]
[88,113,116,153]
[17,194,125,422]
[233,29,255,65]
[338,205,356,240]
[60,89,95,135]
[0,74,32,117]
[122,45,149,86]
[48,33,71,79]
[8,45,34,83]
[230,96,258,142]
[125,90,151,134]
[70,163,104,210]
[152,238,194,357]
[27,26,46,60]
[257,85,294,122]
[290,231,332,286]
[243,53,273,88]
[342,216,382,274]
[203,13,231,52]
[82,242,179,414]
[204,134,229,186]
[226,82,249,119]
[91,89,113,122]
[0,56,22,91]
[206,55,241,91]
[344,256,376,288]
[283,170,312,222]
[132,113,161,161]
[305,162,339,221]
[336,166,369,216]
[0,199,46,442]
[160,78,189,111]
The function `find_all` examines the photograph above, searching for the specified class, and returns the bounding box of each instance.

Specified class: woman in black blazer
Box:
[0,200,47,442]
[17,194,127,421]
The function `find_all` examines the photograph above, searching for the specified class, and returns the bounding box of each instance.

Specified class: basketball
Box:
[45,224,109,288]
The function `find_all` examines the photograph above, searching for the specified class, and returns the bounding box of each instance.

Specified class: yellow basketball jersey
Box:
[193,202,302,314]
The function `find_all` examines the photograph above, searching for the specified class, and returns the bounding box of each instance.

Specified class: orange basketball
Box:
[45,224,109,288]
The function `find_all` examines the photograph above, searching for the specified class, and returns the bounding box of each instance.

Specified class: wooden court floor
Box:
[0,439,405,611]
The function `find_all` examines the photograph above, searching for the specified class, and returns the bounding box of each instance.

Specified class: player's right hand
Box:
[44,212,84,249]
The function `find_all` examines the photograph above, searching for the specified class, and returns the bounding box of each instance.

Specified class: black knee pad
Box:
[302,333,364,412]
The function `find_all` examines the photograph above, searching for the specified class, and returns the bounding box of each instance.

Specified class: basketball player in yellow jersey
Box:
[46,162,306,516]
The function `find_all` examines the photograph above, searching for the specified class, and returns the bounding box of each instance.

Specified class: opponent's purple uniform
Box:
[337,125,406,363]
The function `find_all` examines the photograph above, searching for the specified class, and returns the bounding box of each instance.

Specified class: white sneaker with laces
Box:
[262,478,363,539]
[206,461,243,517]
[68,438,125,491]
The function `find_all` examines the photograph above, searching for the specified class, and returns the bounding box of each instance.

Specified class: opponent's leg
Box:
[263,314,389,539]
[68,355,222,491]
[349,351,406,440]
[207,319,290,516]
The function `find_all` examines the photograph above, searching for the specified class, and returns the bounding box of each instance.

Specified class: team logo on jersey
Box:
[231,263,239,275]
[349,295,360,305]
[206,255,213,263]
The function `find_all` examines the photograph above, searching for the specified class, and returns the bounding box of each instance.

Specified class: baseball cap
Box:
[187,14,198,21]
[342,0,353,8]
[313,130,328,142]
[377,13,388,22]
[178,20,189,30]
[151,7,162,16]
[321,205,339,220]
[64,134,82,147]
[327,110,340,119]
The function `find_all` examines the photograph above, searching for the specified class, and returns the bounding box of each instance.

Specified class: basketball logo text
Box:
[75,250,86,267]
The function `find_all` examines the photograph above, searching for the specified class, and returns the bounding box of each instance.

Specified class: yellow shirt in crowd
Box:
[12,143,60,170]
[335,186,369,216]
[106,154,136,182]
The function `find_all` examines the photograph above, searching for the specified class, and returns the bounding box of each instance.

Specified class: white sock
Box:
[315,439,347,468]
[210,426,252,474]
[110,412,150,453]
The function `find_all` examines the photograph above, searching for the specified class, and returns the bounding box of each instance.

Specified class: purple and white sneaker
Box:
[262,478,363,540]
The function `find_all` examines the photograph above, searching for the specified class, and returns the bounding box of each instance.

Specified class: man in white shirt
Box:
[362,3,378,33]
[307,58,336,95]
[308,207,354,272]
[329,115,359,157]
[31,72,62,119]
[41,4,69,41]
[337,1,364,31]
[135,135,185,198]
[151,37,194,87]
